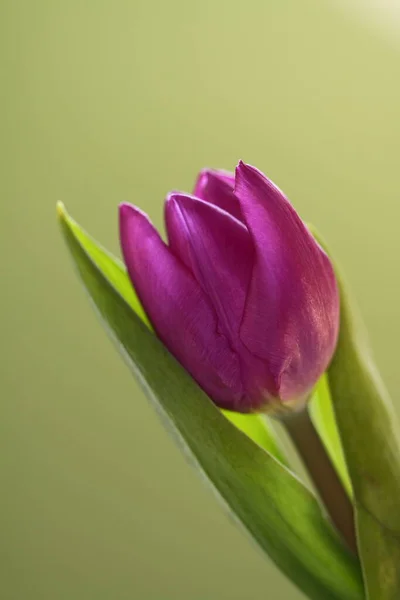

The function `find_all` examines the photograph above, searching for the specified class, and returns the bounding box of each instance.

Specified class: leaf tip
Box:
[56,201,66,221]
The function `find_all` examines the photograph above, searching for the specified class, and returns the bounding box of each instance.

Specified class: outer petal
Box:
[235,162,339,401]
[119,203,243,409]
[165,194,253,345]
[193,169,243,222]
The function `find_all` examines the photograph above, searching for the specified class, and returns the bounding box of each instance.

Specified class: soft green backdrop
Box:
[1,1,400,599]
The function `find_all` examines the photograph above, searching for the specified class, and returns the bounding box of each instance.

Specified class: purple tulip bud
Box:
[119,161,339,414]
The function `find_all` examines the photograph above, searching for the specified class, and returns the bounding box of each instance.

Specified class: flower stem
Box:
[283,407,357,554]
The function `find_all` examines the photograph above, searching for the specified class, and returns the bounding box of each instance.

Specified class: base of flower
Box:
[260,394,309,418]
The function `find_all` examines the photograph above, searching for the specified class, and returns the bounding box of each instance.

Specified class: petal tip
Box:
[194,168,235,196]
[165,191,184,205]
[234,161,258,190]
[165,191,198,211]
[119,204,153,246]
[119,203,134,235]
[119,202,149,223]
[235,160,258,180]
[119,202,134,219]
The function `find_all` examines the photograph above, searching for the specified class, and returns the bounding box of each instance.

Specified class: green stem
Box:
[284,407,357,554]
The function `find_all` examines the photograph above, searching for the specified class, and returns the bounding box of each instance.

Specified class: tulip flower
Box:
[119,161,339,414]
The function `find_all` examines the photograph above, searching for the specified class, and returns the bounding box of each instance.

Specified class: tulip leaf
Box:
[310,226,400,599]
[310,374,352,497]
[58,204,364,600]
[327,270,400,599]
[59,204,288,463]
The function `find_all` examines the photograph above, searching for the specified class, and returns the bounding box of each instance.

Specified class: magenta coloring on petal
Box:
[119,161,340,414]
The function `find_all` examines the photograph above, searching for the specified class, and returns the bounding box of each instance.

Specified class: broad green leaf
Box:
[60,205,288,462]
[310,226,400,599]
[58,204,364,600]
[327,269,400,599]
[310,374,352,497]
[356,506,400,600]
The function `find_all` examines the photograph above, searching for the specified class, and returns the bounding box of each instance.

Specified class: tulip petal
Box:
[165,194,253,345]
[235,162,339,401]
[119,203,243,409]
[193,169,243,222]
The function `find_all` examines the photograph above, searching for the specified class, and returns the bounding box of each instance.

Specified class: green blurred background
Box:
[2,1,400,598]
